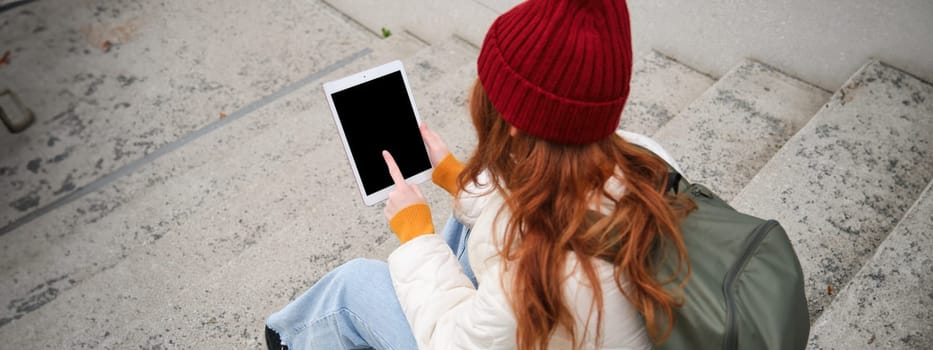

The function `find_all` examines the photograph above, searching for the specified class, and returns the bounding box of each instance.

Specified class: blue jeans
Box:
[266,216,475,350]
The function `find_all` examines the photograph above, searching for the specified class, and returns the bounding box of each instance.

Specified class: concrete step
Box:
[0,0,377,228]
[412,63,480,156]
[730,61,933,321]
[0,45,479,347]
[0,32,428,334]
[652,59,830,200]
[620,51,715,136]
[807,181,933,349]
[323,0,499,46]
[0,28,423,277]
[474,0,523,13]
[404,36,478,94]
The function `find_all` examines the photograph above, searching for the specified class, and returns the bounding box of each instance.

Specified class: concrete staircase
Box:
[1,0,931,348]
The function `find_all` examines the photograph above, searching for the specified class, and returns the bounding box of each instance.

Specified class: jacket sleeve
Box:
[451,170,494,227]
[432,154,465,196]
[388,234,517,349]
[429,154,492,227]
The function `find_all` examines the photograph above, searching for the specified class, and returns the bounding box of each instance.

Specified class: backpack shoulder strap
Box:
[666,169,685,194]
[629,142,689,194]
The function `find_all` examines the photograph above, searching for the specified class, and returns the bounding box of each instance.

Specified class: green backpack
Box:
[654,171,809,350]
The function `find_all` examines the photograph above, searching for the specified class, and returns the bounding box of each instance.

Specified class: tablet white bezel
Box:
[323,60,433,206]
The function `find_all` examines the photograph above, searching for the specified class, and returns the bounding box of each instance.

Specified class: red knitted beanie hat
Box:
[477,0,633,144]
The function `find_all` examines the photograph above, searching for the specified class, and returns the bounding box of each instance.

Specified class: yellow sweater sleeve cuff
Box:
[389,203,435,244]
[431,153,464,196]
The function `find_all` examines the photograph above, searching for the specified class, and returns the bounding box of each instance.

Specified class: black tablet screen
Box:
[331,71,431,195]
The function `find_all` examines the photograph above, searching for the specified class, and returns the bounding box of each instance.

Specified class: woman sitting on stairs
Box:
[265,0,695,348]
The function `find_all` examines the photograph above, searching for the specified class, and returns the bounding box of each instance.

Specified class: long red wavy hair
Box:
[458,80,695,349]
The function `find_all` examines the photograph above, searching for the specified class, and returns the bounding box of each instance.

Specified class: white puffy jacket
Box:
[387,131,679,349]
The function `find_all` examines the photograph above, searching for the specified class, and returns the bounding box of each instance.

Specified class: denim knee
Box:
[338,258,387,273]
[332,258,390,285]
[268,257,416,350]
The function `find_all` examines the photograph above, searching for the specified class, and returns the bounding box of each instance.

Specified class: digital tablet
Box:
[323,60,433,206]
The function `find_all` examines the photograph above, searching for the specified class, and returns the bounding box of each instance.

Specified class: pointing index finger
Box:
[382,150,406,186]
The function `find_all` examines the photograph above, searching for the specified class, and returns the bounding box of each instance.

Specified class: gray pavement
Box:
[0,0,375,230]
[653,59,830,201]
[619,51,714,136]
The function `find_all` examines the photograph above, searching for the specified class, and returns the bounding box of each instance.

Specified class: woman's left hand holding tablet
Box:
[382,151,435,243]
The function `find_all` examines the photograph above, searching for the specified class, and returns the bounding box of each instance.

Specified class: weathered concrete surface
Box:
[808,181,933,349]
[731,61,933,321]
[620,51,714,136]
[323,0,498,46]
[404,36,477,98]
[0,32,428,334]
[0,37,475,347]
[473,0,519,13]
[625,0,933,91]
[652,59,829,200]
[0,26,418,269]
[0,0,374,228]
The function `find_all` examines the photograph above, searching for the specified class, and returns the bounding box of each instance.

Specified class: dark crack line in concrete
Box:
[0,0,38,14]
[0,47,372,236]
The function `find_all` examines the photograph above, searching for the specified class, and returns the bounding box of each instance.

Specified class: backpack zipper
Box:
[722,220,779,350]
